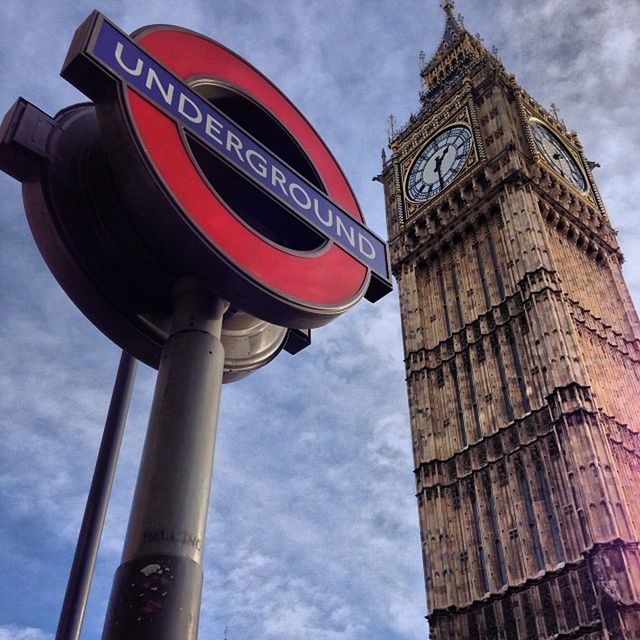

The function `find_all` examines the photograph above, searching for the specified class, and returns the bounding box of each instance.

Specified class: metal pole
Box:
[102,278,228,640]
[56,350,138,640]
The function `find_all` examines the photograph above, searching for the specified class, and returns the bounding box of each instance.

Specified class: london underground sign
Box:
[61,11,391,328]
[82,19,389,281]
[0,11,391,369]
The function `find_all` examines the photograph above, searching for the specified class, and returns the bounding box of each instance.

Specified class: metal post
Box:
[102,278,228,640]
[56,350,138,640]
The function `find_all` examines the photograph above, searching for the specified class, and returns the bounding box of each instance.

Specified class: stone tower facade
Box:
[379,4,640,639]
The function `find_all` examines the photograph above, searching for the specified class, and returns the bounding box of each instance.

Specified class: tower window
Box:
[536,460,564,562]
[517,460,544,570]
[540,582,558,635]
[471,494,490,593]
[485,480,507,586]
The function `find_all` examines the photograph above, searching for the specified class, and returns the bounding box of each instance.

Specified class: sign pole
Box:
[56,350,137,640]
[102,278,228,640]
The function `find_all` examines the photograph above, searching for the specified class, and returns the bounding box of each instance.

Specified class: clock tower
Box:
[379,3,640,638]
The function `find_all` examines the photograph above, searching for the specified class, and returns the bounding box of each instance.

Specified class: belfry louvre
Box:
[379,3,640,638]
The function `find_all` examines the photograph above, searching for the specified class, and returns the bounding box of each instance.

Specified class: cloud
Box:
[0,626,51,640]
[201,546,368,640]
[191,302,424,638]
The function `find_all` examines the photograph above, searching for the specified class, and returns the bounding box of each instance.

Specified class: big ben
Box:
[379,2,640,638]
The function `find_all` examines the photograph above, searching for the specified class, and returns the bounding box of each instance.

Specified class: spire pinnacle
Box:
[436,0,466,53]
[441,0,455,14]
[419,0,502,107]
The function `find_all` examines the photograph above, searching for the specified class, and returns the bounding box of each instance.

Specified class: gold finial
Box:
[441,0,455,14]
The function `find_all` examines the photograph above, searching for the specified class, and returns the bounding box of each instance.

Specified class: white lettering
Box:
[226,131,245,162]
[336,216,356,248]
[358,234,376,259]
[271,166,288,196]
[314,200,333,227]
[289,182,312,210]
[178,93,203,123]
[145,68,174,105]
[246,149,267,178]
[114,42,143,76]
[204,114,224,146]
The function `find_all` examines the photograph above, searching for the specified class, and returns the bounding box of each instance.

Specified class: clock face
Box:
[530,120,587,191]
[406,125,473,202]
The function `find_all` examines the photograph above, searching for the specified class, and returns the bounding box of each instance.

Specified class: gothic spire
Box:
[416,0,504,108]
[437,0,466,54]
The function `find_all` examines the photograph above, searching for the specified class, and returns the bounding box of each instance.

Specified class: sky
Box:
[0,1,638,639]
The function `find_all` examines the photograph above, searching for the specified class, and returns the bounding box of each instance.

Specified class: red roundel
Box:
[128,27,368,313]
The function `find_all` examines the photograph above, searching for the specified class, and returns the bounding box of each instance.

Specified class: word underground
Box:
[91,20,388,279]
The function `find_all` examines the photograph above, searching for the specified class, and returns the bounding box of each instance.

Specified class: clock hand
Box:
[552,152,567,177]
[433,146,449,173]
